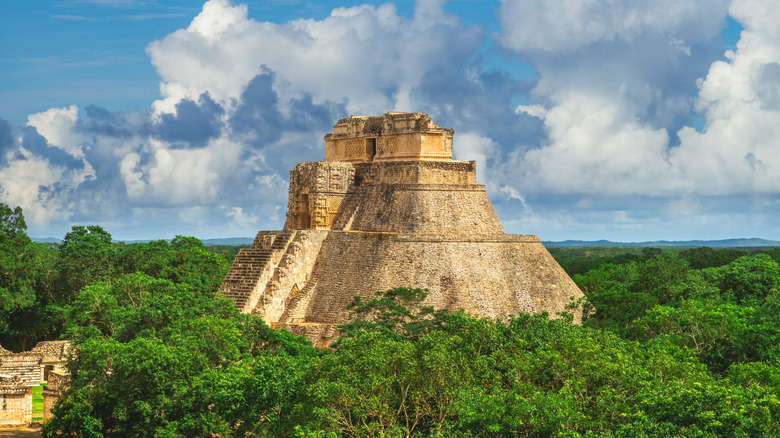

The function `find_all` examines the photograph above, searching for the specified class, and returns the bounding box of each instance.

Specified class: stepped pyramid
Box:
[219,112,583,346]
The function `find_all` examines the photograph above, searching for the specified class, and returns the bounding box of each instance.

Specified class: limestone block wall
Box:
[374,131,452,162]
[43,372,68,422]
[277,231,583,346]
[0,378,31,427]
[375,160,476,185]
[43,390,57,423]
[32,341,70,380]
[333,184,504,235]
[326,137,375,163]
[0,355,43,386]
[325,113,454,163]
[219,231,295,313]
[297,232,577,322]
[285,160,488,235]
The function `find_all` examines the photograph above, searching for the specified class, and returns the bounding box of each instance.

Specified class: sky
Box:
[0,0,778,242]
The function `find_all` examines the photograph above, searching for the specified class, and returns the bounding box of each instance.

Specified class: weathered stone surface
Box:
[275,232,581,345]
[325,112,453,163]
[285,161,354,230]
[331,182,504,235]
[220,112,584,346]
[0,376,31,427]
[0,341,70,426]
[43,371,68,423]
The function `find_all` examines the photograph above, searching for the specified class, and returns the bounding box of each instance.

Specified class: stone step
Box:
[219,231,298,311]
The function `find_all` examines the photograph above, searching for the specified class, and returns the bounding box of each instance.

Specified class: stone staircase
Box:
[254,233,303,321]
[280,277,317,324]
[271,231,295,250]
[218,231,296,312]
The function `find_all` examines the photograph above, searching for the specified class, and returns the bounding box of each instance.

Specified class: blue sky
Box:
[1,0,778,243]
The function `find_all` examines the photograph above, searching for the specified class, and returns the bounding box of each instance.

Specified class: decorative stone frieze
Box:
[325,112,453,162]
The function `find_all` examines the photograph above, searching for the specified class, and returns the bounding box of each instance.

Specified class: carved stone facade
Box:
[325,112,453,163]
[220,112,584,346]
[286,161,354,230]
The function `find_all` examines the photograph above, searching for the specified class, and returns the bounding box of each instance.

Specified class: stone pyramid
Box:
[219,112,583,346]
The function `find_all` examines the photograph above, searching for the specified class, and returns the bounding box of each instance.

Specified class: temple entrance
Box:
[366,138,377,160]
[297,193,310,228]
[43,364,54,382]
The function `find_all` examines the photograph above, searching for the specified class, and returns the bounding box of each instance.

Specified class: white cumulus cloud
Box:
[499,0,729,53]
[26,105,85,157]
[147,0,482,116]
[5,0,780,241]
[496,0,780,199]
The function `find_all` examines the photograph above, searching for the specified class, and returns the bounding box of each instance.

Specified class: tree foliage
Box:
[298,291,780,437]
[0,204,58,350]
[56,225,117,297]
[37,268,780,437]
[0,206,234,352]
[1,200,777,436]
[45,272,317,437]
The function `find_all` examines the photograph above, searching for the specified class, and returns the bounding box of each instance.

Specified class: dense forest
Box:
[2,203,779,437]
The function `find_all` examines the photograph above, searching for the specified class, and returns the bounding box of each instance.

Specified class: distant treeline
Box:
[550,245,780,276]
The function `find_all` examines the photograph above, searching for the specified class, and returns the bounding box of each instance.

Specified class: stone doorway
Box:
[366,138,377,160]
[297,193,310,228]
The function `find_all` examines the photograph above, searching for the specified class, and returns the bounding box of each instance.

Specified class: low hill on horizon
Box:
[30,236,256,246]
[31,236,780,248]
[543,237,780,248]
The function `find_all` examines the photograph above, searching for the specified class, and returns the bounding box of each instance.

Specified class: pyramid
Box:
[219,112,583,346]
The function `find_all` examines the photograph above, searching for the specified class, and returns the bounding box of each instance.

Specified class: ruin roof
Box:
[30,341,71,362]
[325,112,450,139]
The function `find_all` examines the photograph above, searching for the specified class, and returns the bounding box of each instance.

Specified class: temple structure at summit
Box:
[219,112,583,346]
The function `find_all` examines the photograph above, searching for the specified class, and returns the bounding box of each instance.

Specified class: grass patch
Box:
[32,384,44,421]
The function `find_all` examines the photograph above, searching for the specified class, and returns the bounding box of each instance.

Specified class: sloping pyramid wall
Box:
[221,159,583,347]
[276,232,580,346]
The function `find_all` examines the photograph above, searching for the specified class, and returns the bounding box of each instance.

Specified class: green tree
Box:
[0,203,59,350]
[300,306,780,437]
[337,287,447,343]
[575,262,658,332]
[46,271,316,438]
[626,299,774,374]
[679,246,748,269]
[719,254,780,304]
[56,225,117,301]
[0,204,35,343]
[577,254,718,334]
[116,236,230,294]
